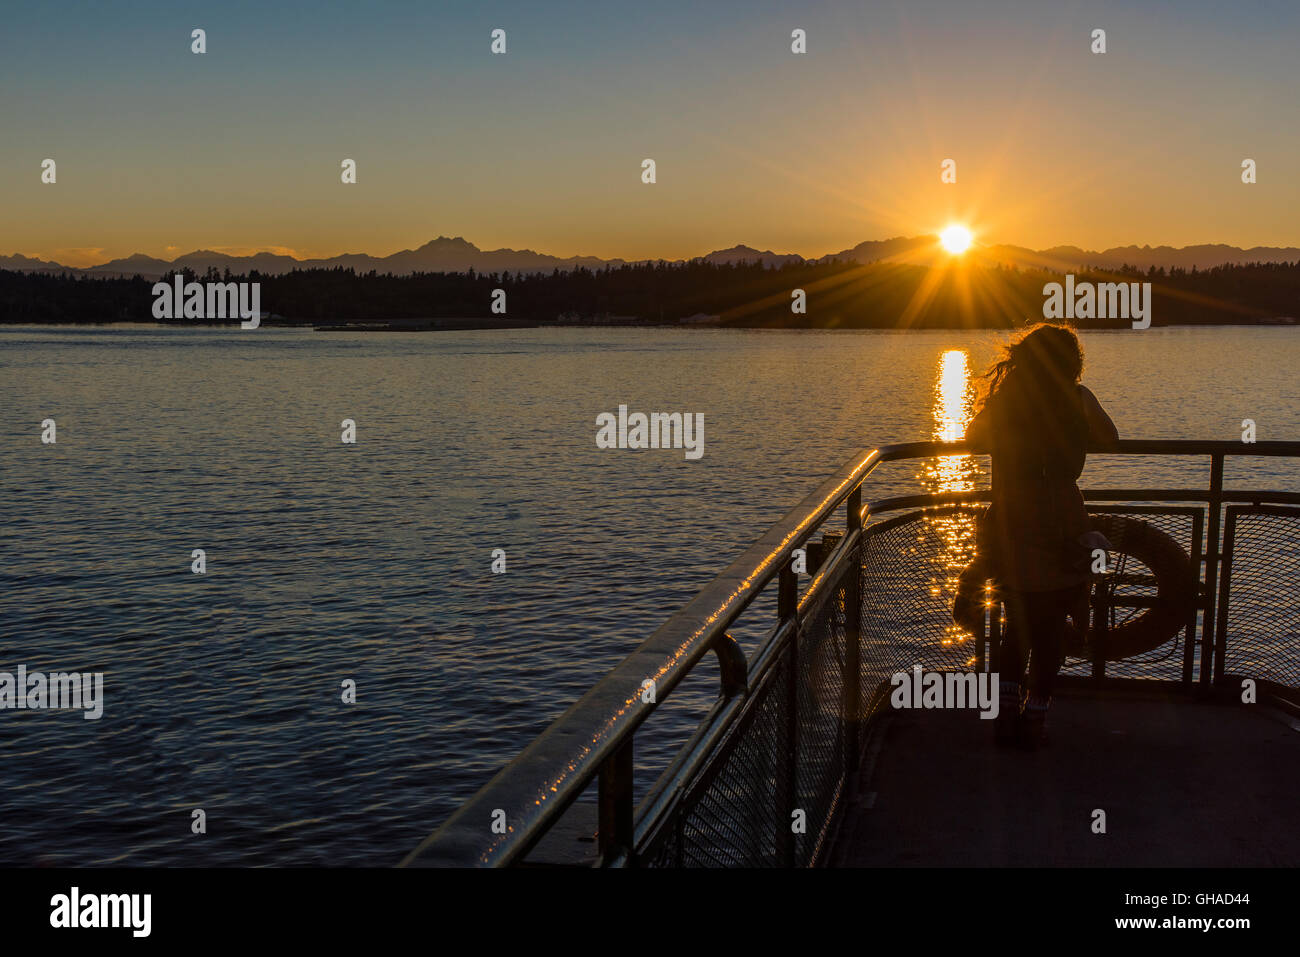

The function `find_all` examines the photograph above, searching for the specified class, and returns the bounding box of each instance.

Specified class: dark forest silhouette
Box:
[2,258,1297,327]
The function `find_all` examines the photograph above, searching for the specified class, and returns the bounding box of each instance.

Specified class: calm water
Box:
[1,325,1297,865]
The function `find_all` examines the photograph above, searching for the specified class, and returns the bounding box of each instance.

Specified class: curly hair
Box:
[976,323,1089,479]
[978,322,1084,411]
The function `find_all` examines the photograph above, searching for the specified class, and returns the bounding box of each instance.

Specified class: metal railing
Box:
[402,440,1300,867]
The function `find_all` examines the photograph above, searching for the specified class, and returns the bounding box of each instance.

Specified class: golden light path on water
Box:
[921,349,982,659]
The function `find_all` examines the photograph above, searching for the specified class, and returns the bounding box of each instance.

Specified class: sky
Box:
[2,0,1298,266]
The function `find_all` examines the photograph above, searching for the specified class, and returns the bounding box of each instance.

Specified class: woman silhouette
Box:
[967,324,1118,746]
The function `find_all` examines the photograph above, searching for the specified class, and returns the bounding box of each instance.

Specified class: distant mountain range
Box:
[3,235,1298,278]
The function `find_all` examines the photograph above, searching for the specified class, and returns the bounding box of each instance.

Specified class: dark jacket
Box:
[968,383,1118,592]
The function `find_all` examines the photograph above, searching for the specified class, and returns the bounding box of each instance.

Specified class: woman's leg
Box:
[1020,587,1075,744]
[993,595,1034,686]
[994,592,1032,740]
[995,591,1031,685]
[1024,589,1069,699]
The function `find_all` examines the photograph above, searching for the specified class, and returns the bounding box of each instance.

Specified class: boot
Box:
[1020,693,1051,749]
[995,680,1021,746]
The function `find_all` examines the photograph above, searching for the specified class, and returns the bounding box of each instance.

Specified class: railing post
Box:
[1214,508,1238,687]
[843,488,863,771]
[1201,454,1225,687]
[777,563,798,867]
[988,594,1002,677]
[1183,509,1205,687]
[1090,578,1109,680]
[598,738,635,865]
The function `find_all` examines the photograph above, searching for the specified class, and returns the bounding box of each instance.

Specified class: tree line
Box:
[1,258,1296,327]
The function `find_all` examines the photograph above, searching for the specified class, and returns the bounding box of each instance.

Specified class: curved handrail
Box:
[402,438,1300,866]
[401,445,885,866]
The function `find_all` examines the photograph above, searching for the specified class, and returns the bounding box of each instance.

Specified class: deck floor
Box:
[828,689,1300,867]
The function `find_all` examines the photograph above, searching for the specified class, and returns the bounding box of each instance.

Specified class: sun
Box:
[939,225,973,255]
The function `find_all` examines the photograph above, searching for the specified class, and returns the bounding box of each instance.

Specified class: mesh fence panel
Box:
[648,655,788,867]
[794,558,849,863]
[1220,507,1300,689]
[646,544,855,867]
[859,506,1203,689]
[860,507,984,716]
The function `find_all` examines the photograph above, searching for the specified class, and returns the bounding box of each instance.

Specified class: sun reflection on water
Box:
[921,349,982,655]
